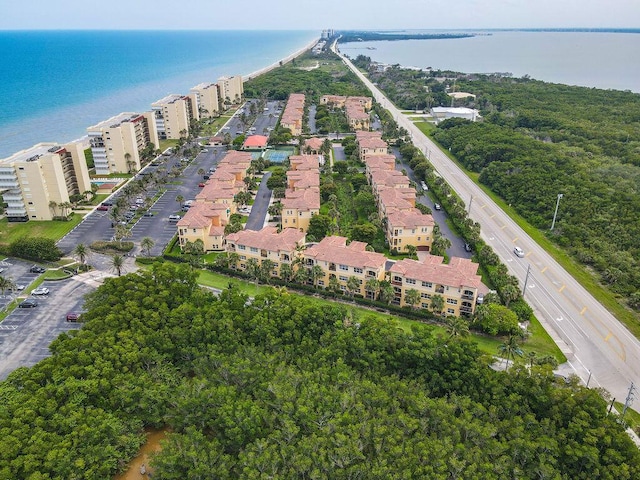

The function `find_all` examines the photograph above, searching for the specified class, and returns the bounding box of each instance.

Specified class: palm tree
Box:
[245,258,261,285]
[346,276,361,298]
[405,244,417,259]
[378,280,394,304]
[446,316,470,338]
[364,278,380,300]
[279,263,293,282]
[404,288,421,309]
[125,152,135,173]
[111,254,125,277]
[500,283,520,307]
[0,276,16,296]
[140,237,155,257]
[48,201,58,218]
[74,243,88,267]
[259,259,276,284]
[430,294,445,315]
[310,265,324,288]
[176,195,185,208]
[498,335,524,370]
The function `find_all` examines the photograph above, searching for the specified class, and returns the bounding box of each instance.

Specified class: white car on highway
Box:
[513,246,525,258]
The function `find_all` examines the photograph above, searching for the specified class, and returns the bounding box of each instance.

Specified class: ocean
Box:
[0,30,317,157]
[339,30,640,94]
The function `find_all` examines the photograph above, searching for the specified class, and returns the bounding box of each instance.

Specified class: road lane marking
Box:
[541,266,548,273]
[490,214,495,218]
[558,285,566,293]
[605,332,612,342]
[501,225,506,229]
[580,307,587,315]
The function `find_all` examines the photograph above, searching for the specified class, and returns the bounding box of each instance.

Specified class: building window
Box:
[405,278,416,285]
[339,275,348,281]
[353,267,363,274]
[447,299,458,305]
[421,303,429,308]
[250,247,258,253]
[447,308,455,314]
[192,229,196,233]
[339,264,348,271]
[420,293,431,299]
[240,255,246,260]
[318,280,325,286]
[238,245,246,250]
[421,281,432,288]
[340,285,346,291]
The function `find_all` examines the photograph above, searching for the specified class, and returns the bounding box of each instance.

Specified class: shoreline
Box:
[5,35,320,157]
[243,37,319,82]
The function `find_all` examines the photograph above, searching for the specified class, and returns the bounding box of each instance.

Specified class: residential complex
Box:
[281,154,320,232]
[389,256,482,316]
[87,112,159,175]
[280,93,305,136]
[217,75,244,108]
[190,83,220,117]
[0,142,91,221]
[177,151,252,251]
[303,236,387,296]
[226,227,306,277]
[151,94,198,140]
[320,95,373,131]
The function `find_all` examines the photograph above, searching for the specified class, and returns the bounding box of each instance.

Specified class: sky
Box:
[1,0,639,30]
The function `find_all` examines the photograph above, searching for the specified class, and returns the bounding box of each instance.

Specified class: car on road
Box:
[30,265,46,274]
[434,203,441,210]
[464,243,472,252]
[421,181,428,191]
[513,246,525,258]
[66,312,82,322]
[168,214,181,222]
[19,299,38,308]
[32,287,50,296]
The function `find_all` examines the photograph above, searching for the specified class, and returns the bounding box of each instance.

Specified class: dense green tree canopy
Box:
[0,263,638,479]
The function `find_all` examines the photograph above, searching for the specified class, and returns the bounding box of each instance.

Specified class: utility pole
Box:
[622,382,636,420]
[522,264,532,296]
[550,193,564,231]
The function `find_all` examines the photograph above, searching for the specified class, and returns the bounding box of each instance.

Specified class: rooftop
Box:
[389,256,482,290]
[87,112,144,131]
[1,142,67,166]
[227,226,306,253]
[152,94,185,106]
[243,135,269,149]
[305,236,386,270]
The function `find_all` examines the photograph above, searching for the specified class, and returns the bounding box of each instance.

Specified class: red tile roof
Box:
[389,256,482,290]
[226,226,306,252]
[387,209,435,229]
[305,236,386,270]
[243,135,268,148]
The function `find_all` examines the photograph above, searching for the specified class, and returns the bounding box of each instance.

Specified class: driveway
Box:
[245,172,272,231]
[308,104,317,134]
[392,149,471,260]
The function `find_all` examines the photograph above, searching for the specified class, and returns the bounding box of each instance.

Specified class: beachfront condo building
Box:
[151,94,198,140]
[389,256,482,317]
[87,112,159,175]
[226,227,306,277]
[0,142,91,221]
[217,75,244,109]
[280,93,305,136]
[303,236,387,296]
[190,83,220,117]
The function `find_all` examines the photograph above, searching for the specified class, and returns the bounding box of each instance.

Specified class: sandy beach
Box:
[243,38,319,82]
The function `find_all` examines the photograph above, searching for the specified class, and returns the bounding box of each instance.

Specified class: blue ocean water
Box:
[0,30,317,156]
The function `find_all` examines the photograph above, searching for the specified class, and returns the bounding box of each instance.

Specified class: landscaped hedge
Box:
[90,241,134,253]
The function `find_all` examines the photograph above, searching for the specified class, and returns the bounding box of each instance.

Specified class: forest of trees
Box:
[430,77,640,309]
[0,263,638,479]
[244,52,369,104]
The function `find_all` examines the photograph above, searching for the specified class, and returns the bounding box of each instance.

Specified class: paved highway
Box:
[335,44,640,403]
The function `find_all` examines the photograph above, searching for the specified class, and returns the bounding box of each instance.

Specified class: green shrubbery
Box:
[8,237,62,262]
[90,240,134,253]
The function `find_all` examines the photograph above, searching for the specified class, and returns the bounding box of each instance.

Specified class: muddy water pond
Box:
[114,429,168,480]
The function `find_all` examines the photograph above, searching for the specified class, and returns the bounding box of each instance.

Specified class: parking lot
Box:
[0,272,102,380]
[0,258,43,311]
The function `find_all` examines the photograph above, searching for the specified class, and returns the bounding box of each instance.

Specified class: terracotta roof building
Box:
[389,256,483,316]
[242,135,268,150]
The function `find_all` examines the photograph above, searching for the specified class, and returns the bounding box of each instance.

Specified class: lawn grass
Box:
[614,401,640,431]
[0,215,83,245]
[419,124,640,337]
[159,139,179,153]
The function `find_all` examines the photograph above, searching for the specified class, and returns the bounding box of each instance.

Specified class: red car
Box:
[96,205,109,211]
[198,182,206,187]
[66,312,82,322]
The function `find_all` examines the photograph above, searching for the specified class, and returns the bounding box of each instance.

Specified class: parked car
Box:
[464,243,472,252]
[14,284,25,291]
[143,211,154,217]
[30,265,46,274]
[19,299,38,308]
[136,198,145,205]
[198,182,206,187]
[184,200,194,207]
[514,246,525,258]
[66,312,82,322]
[203,174,210,180]
[434,203,441,211]
[421,181,428,191]
[168,214,181,222]
[32,287,50,296]
[101,200,113,206]
[96,205,109,211]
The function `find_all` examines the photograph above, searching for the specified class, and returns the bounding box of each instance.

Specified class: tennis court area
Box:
[264,147,295,163]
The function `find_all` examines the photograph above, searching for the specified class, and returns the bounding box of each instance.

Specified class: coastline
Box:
[243,37,319,82]
[62,37,318,153]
